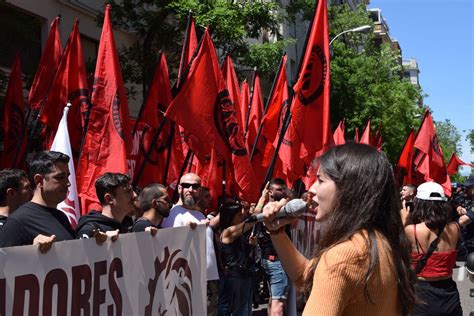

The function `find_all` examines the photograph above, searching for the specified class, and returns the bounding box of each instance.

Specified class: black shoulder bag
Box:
[414,224,447,275]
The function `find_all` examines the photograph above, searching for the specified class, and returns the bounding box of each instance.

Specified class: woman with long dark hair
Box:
[263,143,416,315]
[405,181,462,315]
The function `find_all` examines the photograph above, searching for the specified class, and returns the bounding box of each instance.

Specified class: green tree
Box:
[468,129,474,154]
[100,0,291,100]
[435,118,461,164]
[328,5,424,162]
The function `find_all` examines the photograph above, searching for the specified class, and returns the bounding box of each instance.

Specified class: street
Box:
[455,261,474,315]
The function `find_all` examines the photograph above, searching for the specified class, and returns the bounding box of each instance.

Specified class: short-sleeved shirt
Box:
[131,217,160,232]
[0,202,75,247]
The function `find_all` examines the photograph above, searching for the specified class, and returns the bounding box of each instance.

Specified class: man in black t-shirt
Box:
[131,183,171,233]
[0,151,75,251]
[76,172,137,240]
[0,169,33,230]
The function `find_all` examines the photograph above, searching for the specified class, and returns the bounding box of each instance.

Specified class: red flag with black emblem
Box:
[414,111,450,195]
[165,30,259,202]
[360,119,371,145]
[396,129,415,185]
[290,0,332,162]
[1,56,26,169]
[29,17,62,111]
[333,120,345,145]
[76,5,133,213]
[447,153,473,175]
[41,20,89,158]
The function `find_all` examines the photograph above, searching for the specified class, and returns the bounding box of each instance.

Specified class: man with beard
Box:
[132,183,171,233]
[0,151,75,251]
[76,172,137,240]
[161,173,220,316]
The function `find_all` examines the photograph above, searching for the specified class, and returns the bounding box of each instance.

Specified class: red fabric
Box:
[290,0,332,162]
[222,55,244,134]
[28,17,62,111]
[165,30,259,202]
[396,129,415,185]
[371,122,383,150]
[447,153,473,175]
[354,127,359,143]
[246,73,264,153]
[177,14,198,82]
[239,81,250,134]
[359,119,371,145]
[140,53,171,128]
[261,55,289,144]
[414,111,451,196]
[77,5,132,214]
[1,56,26,169]
[411,251,457,278]
[41,20,89,158]
[333,120,345,145]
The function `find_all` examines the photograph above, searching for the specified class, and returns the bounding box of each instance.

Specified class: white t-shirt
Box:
[161,205,219,281]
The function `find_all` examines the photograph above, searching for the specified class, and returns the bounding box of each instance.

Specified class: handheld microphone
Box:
[245,199,307,223]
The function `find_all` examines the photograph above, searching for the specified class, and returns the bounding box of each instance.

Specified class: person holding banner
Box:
[132,183,171,233]
[262,143,416,315]
[76,172,137,240]
[0,169,33,229]
[0,151,75,251]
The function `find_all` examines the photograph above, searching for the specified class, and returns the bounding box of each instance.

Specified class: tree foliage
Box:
[101,0,292,99]
[328,4,424,162]
[434,118,461,163]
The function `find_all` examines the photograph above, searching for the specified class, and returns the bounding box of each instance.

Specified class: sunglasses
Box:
[180,183,201,190]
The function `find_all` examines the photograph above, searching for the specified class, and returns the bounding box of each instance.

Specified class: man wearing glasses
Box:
[161,173,220,316]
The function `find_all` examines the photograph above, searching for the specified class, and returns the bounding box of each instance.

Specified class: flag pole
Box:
[171,149,193,203]
[162,122,175,186]
[261,103,292,191]
[177,10,193,86]
[249,53,286,161]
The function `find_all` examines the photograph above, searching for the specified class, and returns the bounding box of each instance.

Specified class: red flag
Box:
[414,111,450,195]
[246,73,264,153]
[371,122,382,150]
[354,127,359,143]
[360,119,371,145]
[77,5,133,213]
[396,129,415,185]
[41,20,89,158]
[1,56,26,169]
[447,153,473,175]
[261,55,289,144]
[333,120,345,145]
[290,0,332,162]
[28,17,62,111]
[222,55,244,132]
[177,13,198,83]
[139,53,172,128]
[239,80,250,133]
[165,30,259,202]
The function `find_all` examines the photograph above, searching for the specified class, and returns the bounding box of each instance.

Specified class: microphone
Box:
[245,199,307,223]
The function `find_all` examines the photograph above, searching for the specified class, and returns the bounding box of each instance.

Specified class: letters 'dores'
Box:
[0,226,207,315]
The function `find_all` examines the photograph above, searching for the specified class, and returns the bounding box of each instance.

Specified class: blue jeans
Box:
[262,258,289,300]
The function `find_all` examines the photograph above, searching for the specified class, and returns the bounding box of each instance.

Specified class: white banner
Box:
[0,225,207,315]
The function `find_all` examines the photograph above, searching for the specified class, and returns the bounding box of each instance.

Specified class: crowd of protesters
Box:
[0,144,473,315]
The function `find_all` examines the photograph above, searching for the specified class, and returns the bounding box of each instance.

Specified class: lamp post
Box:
[329,25,371,46]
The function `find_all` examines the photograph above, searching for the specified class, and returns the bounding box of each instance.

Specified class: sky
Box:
[368,0,473,175]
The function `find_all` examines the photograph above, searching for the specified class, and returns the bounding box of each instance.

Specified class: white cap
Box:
[416,182,447,201]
